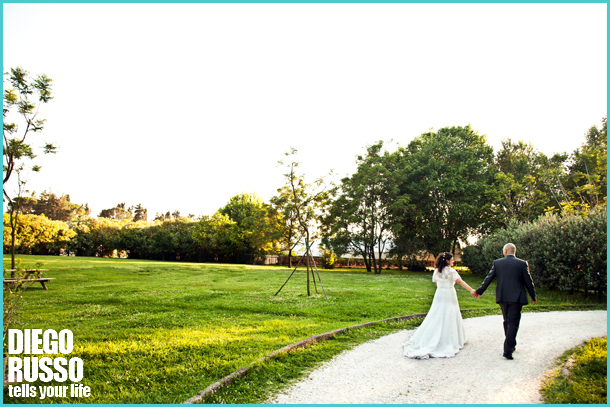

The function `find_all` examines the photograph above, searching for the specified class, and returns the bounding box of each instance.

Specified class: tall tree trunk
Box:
[371,250,379,274]
[306,240,311,296]
[363,245,372,272]
[9,205,18,272]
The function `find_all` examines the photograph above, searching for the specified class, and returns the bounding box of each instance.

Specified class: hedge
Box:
[462,208,606,299]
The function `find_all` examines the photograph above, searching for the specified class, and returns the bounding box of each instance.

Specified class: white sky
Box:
[3,3,607,219]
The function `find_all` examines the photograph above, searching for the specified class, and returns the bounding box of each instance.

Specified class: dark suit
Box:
[476,254,536,356]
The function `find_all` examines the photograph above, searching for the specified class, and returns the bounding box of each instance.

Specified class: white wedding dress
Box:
[403,266,466,359]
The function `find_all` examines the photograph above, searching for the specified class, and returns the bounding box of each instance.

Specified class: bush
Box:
[321,248,336,269]
[463,208,607,297]
[461,245,487,277]
[406,260,427,272]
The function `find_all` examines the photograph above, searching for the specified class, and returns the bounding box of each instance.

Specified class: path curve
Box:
[270,310,607,404]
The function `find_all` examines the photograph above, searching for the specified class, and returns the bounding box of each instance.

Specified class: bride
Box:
[403,252,476,359]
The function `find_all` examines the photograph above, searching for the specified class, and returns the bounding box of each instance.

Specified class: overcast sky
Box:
[3,3,607,219]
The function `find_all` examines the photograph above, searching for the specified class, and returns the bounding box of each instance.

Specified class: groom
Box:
[472,243,537,360]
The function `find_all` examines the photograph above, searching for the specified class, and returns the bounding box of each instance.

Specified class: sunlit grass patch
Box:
[541,336,607,404]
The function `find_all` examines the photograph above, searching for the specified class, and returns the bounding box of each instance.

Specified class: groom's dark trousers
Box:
[476,254,536,356]
[498,302,522,354]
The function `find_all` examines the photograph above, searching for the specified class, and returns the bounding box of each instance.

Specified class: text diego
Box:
[6,329,90,399]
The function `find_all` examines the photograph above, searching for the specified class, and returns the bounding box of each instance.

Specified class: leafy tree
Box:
[270,185,301,267]
[323,141,405,274]
[132,203,148,222]
[67,217,125,257]
[562,117,607,213]
[491,139,551,227]
[99,203,134,221]
[113,222,151,259]
[3,67,56,268]
[398,125,495,255]
[219,192,281,261]
[192,212,241,262]
[3,213,75,255]
[17,190,89,221]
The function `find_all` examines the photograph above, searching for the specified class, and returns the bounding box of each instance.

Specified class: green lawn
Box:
[2,255,605,404]
[541,337,607,404]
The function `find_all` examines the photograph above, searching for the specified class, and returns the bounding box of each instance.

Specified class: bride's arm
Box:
[456,278,475,295]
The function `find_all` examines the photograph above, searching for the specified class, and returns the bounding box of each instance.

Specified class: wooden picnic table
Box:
[3,269,54,291]
[4,268,48,277]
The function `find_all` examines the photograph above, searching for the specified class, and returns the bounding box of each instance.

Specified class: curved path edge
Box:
[183,304,601,404]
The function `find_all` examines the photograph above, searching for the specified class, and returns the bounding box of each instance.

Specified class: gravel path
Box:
[270,310,607,404]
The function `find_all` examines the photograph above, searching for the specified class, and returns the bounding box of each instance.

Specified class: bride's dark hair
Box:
[435,252,453,273]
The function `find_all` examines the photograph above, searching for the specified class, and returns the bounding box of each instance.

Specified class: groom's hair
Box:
[503,243,516,255]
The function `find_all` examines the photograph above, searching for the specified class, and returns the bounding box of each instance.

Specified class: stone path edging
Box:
[182,304,600,404]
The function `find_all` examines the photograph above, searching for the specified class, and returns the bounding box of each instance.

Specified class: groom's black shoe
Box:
[503,353,514,360]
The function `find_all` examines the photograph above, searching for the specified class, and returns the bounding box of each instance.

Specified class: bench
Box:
[4,268,48,278]
[3,277,56,291]
[3,269,54,292]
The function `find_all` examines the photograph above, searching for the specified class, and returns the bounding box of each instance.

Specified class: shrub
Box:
[406,259,427,272]
[463,208,607,297]
[321,248,336,269]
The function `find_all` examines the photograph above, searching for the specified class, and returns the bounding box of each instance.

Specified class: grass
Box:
[2,255,605,404]
[540,337,607,404]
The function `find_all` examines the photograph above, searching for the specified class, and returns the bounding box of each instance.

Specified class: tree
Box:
[3,67,56,269]
[192,212,241,262]
[562,117,607,213]
[99,203,134,221]
[398,125,496,255]
[219,192,281,262]
[491,139,551,227]
[270,185,301,267]
[132,203,148,222]
[3,212,75,255]
[277,149,332,296]
[17,190,89,221]
[323,141,405,274]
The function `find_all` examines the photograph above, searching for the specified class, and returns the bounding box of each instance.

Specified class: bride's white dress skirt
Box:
[403,267,466,359]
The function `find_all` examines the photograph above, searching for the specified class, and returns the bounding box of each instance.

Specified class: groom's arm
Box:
[522,261,536,303]
[475,262,497,296]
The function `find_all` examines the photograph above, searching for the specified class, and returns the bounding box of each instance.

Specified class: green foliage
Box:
[563,117,607,211]
[405,259,427,272]
[3,67,56,268]
[270,185,301,264]
[98,202,134,221]
[15,190,89,221]
[192,211,243,262]
[321,246,336,269]
[219,192,282,258]
[461,244,488,277]
[323,141,401,274]
[491,139,553,227]
[398,125,496,255]
[462,208,607,297]
[541,337,607,404]
[2,213,76,255]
